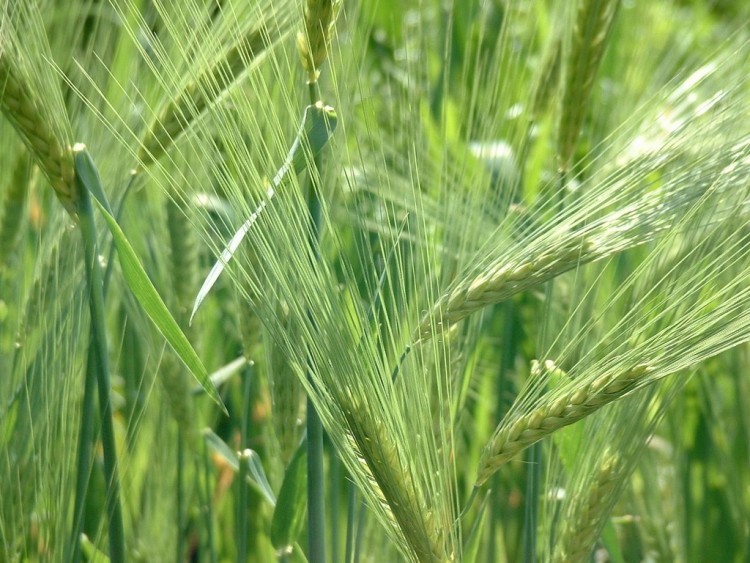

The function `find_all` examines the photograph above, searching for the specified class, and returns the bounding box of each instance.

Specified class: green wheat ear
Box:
[137,8,295,167]
[557,0,620,173]
[0,38,76,218]
[296,0,341,84]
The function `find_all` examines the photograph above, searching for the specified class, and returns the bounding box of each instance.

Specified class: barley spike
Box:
[415,240,594,342]
[296,0,340,84]
[552,451,622,563]
[0,43,76,218]
[557,0,620,172]
[475,363,650,486]
[340,391,447,562]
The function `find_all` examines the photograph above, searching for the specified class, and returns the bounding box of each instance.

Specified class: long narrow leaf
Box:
[203,429,276,506]
[73,145,226,412]
[271,441,308,552]
[190,102,338,323]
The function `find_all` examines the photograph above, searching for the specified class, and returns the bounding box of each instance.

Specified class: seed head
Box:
[296,0,340,83]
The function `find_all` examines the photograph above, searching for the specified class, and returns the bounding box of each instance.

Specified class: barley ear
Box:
[0,152,30,270]
[530,35,562,121]
[415,240,594,342]
[339,391,447,562]
[296,0,341,84]
[267,307,306,466]
[0,42,76,218]
[139,15,289,167]
[557,0,620,173]
[475,362,651,485]
[161,198,200,442]
[166,198,198,330]
[552,451,622,563]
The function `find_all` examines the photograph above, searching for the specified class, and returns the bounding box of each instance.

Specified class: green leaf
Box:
[190,355,248,395]
[80,533,111,562]
[270,440,308,551]
[203,429,276,506]
[190,102,338,324]
[600,520,625,563]
[73,145,226,413]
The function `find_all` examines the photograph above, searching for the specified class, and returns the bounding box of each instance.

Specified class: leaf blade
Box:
[190,103,338,323]
[73,146,226,413]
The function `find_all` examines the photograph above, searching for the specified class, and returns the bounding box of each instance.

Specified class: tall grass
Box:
[1,0,750,561]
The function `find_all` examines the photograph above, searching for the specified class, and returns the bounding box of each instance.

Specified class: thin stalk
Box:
[202,440,218,563]
[353,501,367,563]
[345,482,356,563]
[488,301,516,563]
[330,452,341,563]
[307,402,326,562]
[237,366,254,563]
[176,437,185,563]
[305,80,326,563]
[67,339,98,563]
[237,451,250,563]
[522,443,541,563]
[78,181,126,563]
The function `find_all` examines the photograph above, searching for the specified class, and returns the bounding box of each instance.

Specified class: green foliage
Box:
[1,0,750,561]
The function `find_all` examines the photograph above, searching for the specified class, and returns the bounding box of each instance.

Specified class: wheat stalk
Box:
[557,0,620,172]
[475,362,651,486]
[0,40,76,218]
[552,450,622,563]
[138,9,291,166]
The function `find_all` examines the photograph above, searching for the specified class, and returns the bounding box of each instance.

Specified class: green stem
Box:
[344,481,356,563]
[306,79,326,563]
[176,436,185,563]
[330,452,341,563]
[354,501,367,563]
[237,451,250,563]
[307,400,326,562]
[522,443,541,563]
[236,366,253,562]
[202,440,218,563]
[67,338,98,563]
[487,301,516,562]
[78,181,126,563]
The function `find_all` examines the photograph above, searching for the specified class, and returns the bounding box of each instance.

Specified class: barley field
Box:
[1,0,749,561]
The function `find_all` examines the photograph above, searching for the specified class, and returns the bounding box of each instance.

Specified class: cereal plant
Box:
[1,0,749,561]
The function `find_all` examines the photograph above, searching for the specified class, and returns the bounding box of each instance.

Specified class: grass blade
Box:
[271,442,308,555]
[189,103,337,324]
[73,145,226,412]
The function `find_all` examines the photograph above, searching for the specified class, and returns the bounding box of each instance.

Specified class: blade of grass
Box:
[189,102,338,324]
[72,145,226,412]
[271,441,308,556]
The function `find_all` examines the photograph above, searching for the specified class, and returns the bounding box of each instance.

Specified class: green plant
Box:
[2,1,750,561]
